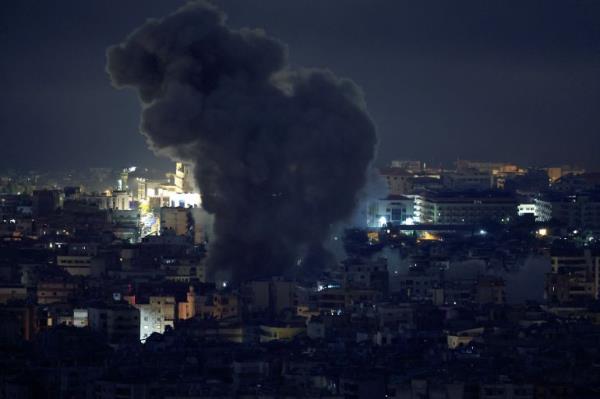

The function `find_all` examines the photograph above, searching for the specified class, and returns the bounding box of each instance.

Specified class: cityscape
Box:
[2,1,600,399]
[2,159,600,398]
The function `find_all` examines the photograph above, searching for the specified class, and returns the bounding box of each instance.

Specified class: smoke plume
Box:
[106,1,377,282]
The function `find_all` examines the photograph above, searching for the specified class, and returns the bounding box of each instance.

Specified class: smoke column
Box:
[107,1,377,282]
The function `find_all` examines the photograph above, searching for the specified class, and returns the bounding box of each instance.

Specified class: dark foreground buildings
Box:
[2,161,600,398]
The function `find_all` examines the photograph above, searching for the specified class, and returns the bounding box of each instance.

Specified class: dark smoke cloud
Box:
[106,1,377,282]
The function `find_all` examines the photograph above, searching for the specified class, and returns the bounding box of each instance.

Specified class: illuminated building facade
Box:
[367,195,415,227]
[136,296,176,342]
[175,162,196,193]
[414,191,518,224]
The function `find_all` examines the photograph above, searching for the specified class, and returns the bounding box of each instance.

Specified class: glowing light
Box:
[479,229,487,235]
[159,191,201,208]
[537,228,548,237]
[139,200,150,214]
[367,231,379,242]
[378,216,387,227]
[420,232,440,241]
[402,218,415,226]
[222,281,228,288]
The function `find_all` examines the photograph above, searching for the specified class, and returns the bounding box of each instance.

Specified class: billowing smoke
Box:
[106,1,377,282]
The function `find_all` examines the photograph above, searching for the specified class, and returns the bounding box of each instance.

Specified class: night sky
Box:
[1,0,599,171]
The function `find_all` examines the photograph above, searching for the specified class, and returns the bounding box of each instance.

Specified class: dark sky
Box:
[1,0,599,171]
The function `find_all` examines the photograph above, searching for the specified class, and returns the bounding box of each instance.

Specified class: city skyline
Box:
[2,2,600,397]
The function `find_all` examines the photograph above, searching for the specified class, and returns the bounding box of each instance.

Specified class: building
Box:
[112,190,131,210]
[80,191,131,211]
[0,285,27,304]
[178,286,239,320]
[534,192,600,228]
[395,272,440,302]
[379,167,414,195]
[242,278,298,315]
[447,327,484,349]
[32,189,62,216]
[456,160,507,173]
[0,303,38,341]
[546,165,585,184]
[88,302,140,345]
[545,248,600,304]
[442,170,493,191]
[415,191,518,225]
[135,296,176,342]
[160,207,190,236]
[518,203,537,218]
[73,308,88,327]
[259,322,305,342]
[56,255,93,276]
[367,195,415,227]
[340,257,389,295]
[491,164,528,189]
[118,167,132,191]
[111,209,141,242]
[160,257,206,283]
[475,276,506,305]
[37,280,77,305]
[390,159,422,173]
[175,162,196,193]
[80,193,116,210]
[552,172,600,192]
[314,287,382,312]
